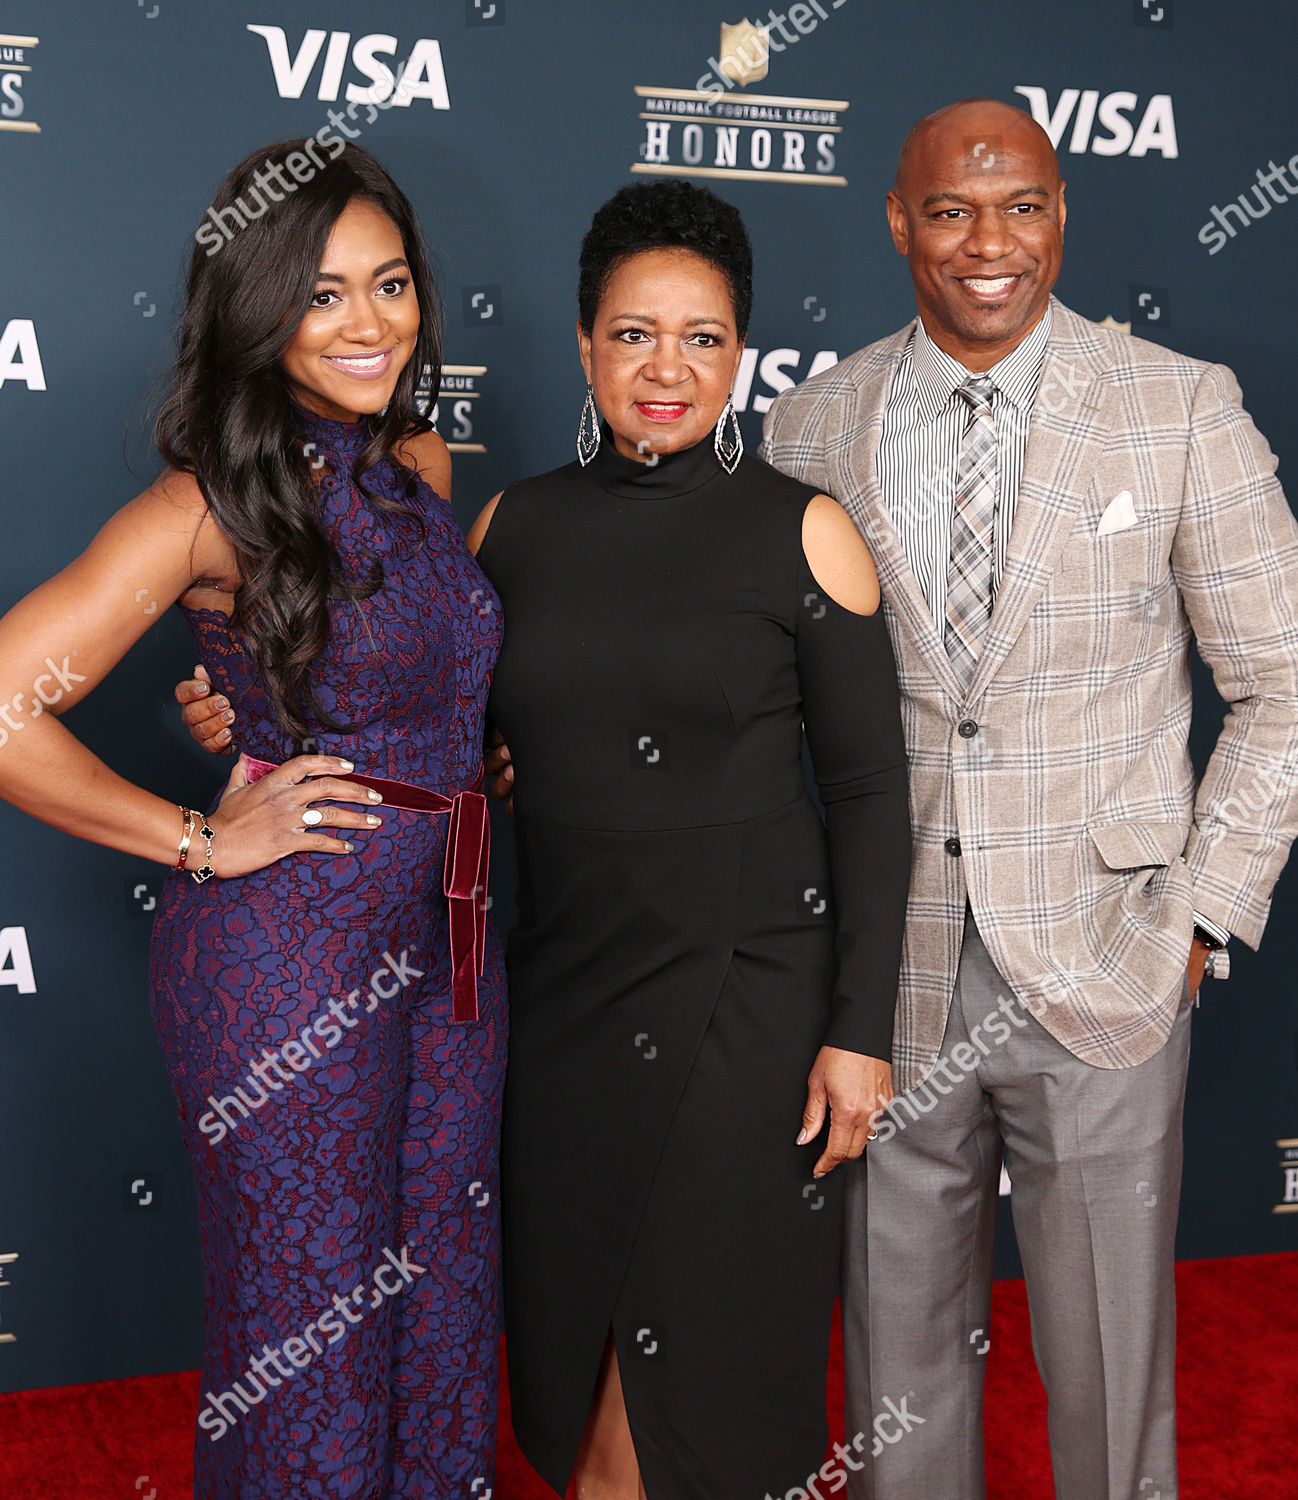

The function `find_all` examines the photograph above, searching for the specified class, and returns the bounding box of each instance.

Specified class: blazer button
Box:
[945,836,963,857]
[958,719,978,738]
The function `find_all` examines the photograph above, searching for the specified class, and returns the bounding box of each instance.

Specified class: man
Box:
[760,98,1298,1500]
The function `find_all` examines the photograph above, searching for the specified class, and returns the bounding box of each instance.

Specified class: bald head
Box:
[894,97,1060,200]
[885,96,1066,371]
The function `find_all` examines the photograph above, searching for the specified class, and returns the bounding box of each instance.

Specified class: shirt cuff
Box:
[1193,909,1232,948]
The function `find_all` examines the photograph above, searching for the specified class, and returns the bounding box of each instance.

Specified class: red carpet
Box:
[1,1254,1294,1499]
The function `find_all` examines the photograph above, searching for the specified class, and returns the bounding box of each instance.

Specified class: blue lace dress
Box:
[148,406,507,1498]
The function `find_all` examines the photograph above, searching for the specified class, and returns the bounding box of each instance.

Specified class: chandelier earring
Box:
[714,395,743,475]
[577,383,601,467]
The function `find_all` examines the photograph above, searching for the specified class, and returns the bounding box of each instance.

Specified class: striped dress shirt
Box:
[876,307,1052,628]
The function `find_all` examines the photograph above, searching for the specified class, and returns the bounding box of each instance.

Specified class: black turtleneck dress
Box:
[475,427,911,1499]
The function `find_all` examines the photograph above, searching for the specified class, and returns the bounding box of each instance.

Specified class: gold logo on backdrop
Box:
[719,20,770,88]
[0,33,39,134]
[1098,314,1132,335]
[632,18,850,187]
[1275,1138,1298,1214]
[416,363,489,454]
[0,1252,17,1344]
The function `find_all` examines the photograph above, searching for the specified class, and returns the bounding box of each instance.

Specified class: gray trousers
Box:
[843,909,1192,1500]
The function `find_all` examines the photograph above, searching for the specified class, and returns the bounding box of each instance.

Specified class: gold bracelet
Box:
[175,805,197,872]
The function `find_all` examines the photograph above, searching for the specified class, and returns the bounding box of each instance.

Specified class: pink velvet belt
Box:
[243,757,490,1024]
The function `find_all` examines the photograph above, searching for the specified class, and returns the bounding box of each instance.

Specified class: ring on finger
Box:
[867,1130,879,1142]
[302,808,324,827]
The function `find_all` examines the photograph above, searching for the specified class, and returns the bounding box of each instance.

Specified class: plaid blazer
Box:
[761,298,1298,1090]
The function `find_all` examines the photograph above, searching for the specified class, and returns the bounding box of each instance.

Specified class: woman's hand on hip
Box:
[200,753,384,877]
[798,1046,894,1179]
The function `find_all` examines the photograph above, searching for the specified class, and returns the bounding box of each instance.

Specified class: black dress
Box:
[476,426,911,1499]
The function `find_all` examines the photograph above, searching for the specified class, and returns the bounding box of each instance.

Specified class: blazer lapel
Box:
[828,326,965,703]
[965,299,1116,701]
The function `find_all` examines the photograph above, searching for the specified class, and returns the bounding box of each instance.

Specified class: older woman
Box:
[185,180,911,1499]
[474,182,910,1499]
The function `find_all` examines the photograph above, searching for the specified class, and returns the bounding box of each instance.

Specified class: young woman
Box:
[184,180,912,1499]
[0,141,507,1496]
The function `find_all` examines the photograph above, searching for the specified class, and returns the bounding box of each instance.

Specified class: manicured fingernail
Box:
[366,815,382,826]
[339,760,355,771]
[504,767,514,781]
[796,1127,809,1145]
[222,711,235,724]
[196,683,209,695]
[367,790,383,803]
[342,841,354,852]
[219,730,231,742]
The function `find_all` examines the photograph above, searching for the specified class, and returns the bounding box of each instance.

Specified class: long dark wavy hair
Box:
[154,139,443,744]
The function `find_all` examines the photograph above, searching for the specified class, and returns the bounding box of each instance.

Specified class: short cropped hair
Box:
[577,180,753,337]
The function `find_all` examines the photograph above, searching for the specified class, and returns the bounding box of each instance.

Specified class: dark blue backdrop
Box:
[1,0,1295,1392]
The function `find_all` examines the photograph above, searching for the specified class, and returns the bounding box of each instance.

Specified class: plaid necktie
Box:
[944,375,998,688]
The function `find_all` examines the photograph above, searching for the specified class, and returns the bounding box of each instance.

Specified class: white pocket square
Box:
[1097,489,1139,537]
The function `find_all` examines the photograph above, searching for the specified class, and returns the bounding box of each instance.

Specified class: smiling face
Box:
[887,100,1066,370]
[578,247,745,462]
[280,196,421,422]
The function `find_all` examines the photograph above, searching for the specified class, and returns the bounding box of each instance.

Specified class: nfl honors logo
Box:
[633,18,849,187]
[1276,1139,1298,1215]
[0,1251,16,1344]
[416,364,489,455]
[718,19,770,87]
[0,32,39,134]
